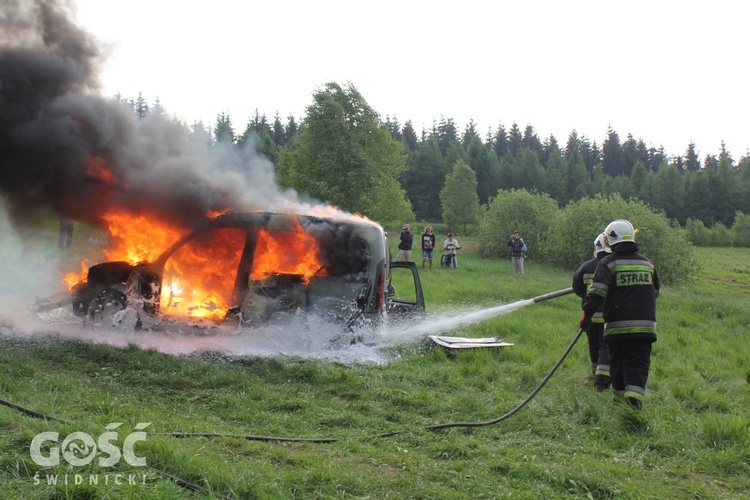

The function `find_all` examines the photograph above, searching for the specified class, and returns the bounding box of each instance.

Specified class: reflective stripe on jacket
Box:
[583,246,660,340]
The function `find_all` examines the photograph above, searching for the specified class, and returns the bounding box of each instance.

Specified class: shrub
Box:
[685,218,711,246]
[476,189,558,261]
[730,211,750,247]
[548,194,699,285]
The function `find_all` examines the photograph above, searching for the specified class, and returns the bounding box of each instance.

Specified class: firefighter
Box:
[572,232,611,391]
[582,219,660,410]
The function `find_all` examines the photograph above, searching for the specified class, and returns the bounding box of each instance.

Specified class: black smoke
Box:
[0,0,292,234]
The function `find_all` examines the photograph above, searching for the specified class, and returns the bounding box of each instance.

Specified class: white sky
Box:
[73,0,749,160]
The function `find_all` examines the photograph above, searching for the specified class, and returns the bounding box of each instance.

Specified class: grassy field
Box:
[1,238,749,499]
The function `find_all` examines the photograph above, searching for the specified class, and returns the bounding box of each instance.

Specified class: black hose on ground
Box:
[0,397,68,423]
[2,328,585,444]
[423,328,584,431]
[0,399,223,497]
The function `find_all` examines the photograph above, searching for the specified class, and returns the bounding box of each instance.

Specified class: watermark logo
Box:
[30,423,150,467]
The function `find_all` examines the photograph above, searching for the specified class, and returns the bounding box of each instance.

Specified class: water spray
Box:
[416,287,575,349]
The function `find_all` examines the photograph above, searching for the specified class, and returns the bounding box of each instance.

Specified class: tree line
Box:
[119,85,750,234]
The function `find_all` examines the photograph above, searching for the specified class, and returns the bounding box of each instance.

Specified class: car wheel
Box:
[85,289,136,329]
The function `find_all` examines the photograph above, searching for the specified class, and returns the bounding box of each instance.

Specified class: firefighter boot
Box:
[625,396,643,410]
[593,367,611,391]
[593,375,611,392]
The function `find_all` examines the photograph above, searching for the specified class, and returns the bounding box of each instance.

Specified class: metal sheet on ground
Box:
[428,335,514,349]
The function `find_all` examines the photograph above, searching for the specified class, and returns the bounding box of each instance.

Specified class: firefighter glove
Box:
[579,311,591,330]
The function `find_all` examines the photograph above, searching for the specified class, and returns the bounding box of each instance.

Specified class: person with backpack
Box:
[507,230,525,275]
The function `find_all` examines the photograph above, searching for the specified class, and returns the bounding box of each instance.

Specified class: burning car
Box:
[63,212,425,339]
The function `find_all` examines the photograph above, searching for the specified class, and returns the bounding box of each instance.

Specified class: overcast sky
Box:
[73,0,748,160]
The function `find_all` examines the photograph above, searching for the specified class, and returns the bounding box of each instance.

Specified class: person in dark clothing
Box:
[58,218,74,250]
[507,230,525,275]
[395,224,414,262]
[573,232,611,391]
[421,225,436,269]
[582,219,660,410]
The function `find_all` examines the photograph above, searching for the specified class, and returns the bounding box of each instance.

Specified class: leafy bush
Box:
[477,191,698,284]
[549,194,699,285]
[685,218,712,246]
[730,211,750,247]
[685,219,737,247]
[707,222,732,247]
[476,189,558,261]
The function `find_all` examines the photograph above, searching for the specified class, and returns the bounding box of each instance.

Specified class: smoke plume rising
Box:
[0,0,297,234]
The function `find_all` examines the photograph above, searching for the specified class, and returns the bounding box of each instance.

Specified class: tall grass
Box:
[1,241,749,499]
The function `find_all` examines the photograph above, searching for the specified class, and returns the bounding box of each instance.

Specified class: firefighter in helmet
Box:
[572,232,611,391]
[582,219,660,410]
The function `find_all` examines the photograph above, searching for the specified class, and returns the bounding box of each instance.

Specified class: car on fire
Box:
[65,212,425,339]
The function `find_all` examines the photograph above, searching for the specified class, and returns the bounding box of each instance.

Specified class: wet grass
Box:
[1,246,749,498]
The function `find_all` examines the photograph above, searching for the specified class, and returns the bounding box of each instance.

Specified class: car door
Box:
[385,261,426,319]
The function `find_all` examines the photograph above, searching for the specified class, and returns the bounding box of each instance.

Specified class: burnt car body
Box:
[69,212,425,337]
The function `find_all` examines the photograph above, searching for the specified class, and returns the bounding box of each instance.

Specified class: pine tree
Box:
[133,92,148,118]
[685,142,701,172]
[493,122,509,159]
[602,126,624,176]
[436,117,458,156]
[150,97,165,118]
[465,136,500,205]
[385,115,403,142]
[285,115,299,143]
[214,112,235,144]
[543,142,568,205]
[272,112,286,147]
[508,122,522,156]
[521,125,544,163]
[440,159,480,235]
[621,134,638,177]
[461,119,478,148]
[401,120,418,151]
[403,140,446,219]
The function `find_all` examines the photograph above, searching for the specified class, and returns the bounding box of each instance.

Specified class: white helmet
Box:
[604,219,636,247]
[593,232,611,257]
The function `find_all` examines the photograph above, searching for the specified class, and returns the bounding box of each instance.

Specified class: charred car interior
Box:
[65,212,425,336]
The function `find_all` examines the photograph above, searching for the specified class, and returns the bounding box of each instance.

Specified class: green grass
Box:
[1,238,749,498]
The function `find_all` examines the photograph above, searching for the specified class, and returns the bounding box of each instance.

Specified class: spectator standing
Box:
[442,233,461,268]
[507,230,525,275]
[58,218,74,250]
[572,232,612,391]
[395,224,413,262]
[582,219,660,410]
[421,225,436,269]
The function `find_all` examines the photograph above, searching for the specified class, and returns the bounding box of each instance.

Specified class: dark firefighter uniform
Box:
[572,254,610,390]
[583,241,660,409]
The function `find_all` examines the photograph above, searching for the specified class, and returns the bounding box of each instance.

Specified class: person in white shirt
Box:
[442,233,461,268]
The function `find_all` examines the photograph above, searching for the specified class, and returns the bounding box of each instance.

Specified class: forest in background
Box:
[119,84,750,237]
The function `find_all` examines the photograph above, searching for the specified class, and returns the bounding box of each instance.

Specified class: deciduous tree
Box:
[277,82,413,224]
[440,159,480,235]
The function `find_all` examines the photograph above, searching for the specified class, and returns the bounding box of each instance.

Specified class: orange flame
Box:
[86,156,118,186]
[102,212,185,264]
[160,227,246,320]
[63,258,89,289]
[61,209,341,323]
[251,220,327,282]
